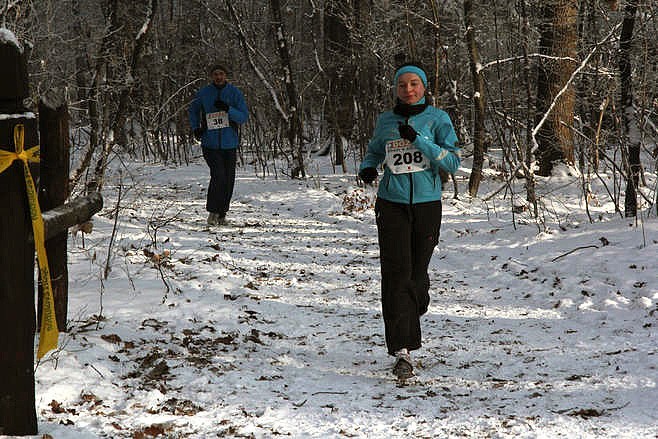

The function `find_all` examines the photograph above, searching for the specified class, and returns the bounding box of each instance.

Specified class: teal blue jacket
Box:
[359,105,460,204]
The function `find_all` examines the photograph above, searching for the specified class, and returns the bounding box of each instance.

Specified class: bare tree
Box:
[534,0,578,177]
[619,0,640,217]
[2,0,655,216]
[324,0,353,171]
[517,0,538,218]
[270,0,305,178]
[91,0,157,191]
[464,0,487,197]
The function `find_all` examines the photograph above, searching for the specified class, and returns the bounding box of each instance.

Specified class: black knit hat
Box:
[209,63,229,75]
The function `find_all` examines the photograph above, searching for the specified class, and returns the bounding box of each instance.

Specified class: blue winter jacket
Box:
[359,104,460,204]
[188,83,249,149]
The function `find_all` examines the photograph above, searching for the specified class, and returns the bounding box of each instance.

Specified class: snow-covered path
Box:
[32,160,657,438]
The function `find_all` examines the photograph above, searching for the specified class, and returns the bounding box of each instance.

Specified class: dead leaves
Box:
[131,424,167,438]
[101,333,122,344]
[158,397,202,416]
[145,360,170,380]
[568,408,604,418]
[243,280,259,290]
[45,392,104,427]
[141,318,168,331]
[114,399,202,437]
[342,188,375,214]
[142,248,171,266]
[48,399,67,414]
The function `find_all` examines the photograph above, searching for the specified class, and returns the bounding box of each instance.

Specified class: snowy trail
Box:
[32,161,657,438]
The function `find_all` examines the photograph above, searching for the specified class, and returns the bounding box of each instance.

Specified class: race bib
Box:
[206,111,229,130]
[385,139,429,174]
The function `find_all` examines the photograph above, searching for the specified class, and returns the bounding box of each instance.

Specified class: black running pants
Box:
[202,147,237,216]
[375,198,442,355]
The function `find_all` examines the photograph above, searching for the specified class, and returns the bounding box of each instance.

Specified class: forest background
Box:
[2,0,657,216]
[1,2,658,436]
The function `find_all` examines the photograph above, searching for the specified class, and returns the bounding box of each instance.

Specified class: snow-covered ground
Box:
[10,154,658,438]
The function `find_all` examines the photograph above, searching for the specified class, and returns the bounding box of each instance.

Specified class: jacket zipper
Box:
[217,91,222,148]
[407,116,414,205]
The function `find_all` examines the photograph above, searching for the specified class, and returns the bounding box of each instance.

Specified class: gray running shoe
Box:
[393,349,414,379]
[207,212,220,225]
[393,356,414,379]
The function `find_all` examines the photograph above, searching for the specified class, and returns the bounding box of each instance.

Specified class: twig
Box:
[87,363,105,378]
[311,391,348,396]
[292,399,307,407]
[551,245,599,262]
[104,173,123,280]
[156,262,172,304]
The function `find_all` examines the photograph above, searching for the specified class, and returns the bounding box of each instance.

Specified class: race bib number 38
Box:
[385,139,429,174]
[206,111,229,130]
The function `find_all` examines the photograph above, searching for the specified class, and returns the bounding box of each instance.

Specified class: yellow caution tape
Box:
[0,124,58,359]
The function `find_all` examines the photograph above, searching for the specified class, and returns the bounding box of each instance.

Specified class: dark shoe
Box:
[216,215,226,225]
[392,349,414,379]
[207,212,220,225]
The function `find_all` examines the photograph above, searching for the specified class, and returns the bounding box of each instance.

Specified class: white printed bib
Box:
[385,139,429,174]
[206,111,229,130]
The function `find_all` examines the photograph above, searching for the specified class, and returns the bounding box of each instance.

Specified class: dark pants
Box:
[202,147,237,216]
[375,198,442,355]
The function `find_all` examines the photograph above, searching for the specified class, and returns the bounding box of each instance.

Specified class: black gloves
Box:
[398,122,417,143]
[193,127,204,141]
[214,99,229,112]
[359,167,378,184]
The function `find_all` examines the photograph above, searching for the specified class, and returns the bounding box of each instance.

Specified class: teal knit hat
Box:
[394,64,428,87]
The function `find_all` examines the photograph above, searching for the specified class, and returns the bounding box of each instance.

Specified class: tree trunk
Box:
[579,0,602,171]
[270,0,304,178]
[324,1,351,169]
[0,34,38,436]
[93,0,157,191]
[517,0,538,217]
[619,0,640,217]
[464,0,486,197]
[69,0,100,193]
[352,0,374,166]
[38,94,71,332]
[110,0,157,155]
[428,0,453,192]
[535,0,578,177]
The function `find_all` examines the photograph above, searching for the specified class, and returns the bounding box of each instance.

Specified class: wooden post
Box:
[0,30,38,435]
[38,93,70,332]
